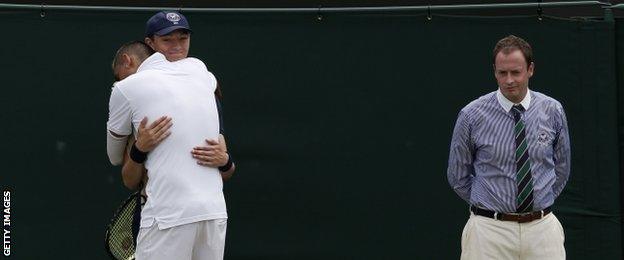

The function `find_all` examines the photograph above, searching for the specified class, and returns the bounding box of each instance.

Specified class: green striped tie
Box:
[513,104,534,213]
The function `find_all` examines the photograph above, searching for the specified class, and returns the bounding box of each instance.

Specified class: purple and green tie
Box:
[512,104,534,213]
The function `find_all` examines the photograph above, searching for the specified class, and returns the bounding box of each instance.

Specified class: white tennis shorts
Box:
[135,218,227,260]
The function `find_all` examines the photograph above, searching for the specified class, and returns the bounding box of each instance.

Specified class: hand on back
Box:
[135,116,173,152]
[191,134,228,167]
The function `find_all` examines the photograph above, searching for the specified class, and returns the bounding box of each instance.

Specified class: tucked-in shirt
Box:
[107,53,226,229]
[447,89,571,213]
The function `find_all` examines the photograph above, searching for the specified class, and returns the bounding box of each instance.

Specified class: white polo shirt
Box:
[107,53,226,229]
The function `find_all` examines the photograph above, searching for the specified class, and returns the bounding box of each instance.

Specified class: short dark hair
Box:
[492,35,533,68]
[112,41,155,77]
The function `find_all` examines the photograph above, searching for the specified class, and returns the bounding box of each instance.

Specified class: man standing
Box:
[447,35,571,260]
[107,12,232,260]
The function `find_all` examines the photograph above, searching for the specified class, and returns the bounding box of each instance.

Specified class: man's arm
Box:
[121,116,172,190]
[447,110,475,203]
[107,85,132,165]
[121,140,146,190]
[215,96,234,180]
[217,134,235,181]
[107,131,128,165]
[220,163,236,181]
[552,103,571,197]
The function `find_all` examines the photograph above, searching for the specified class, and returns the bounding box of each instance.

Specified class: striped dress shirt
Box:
[447,90,571,213]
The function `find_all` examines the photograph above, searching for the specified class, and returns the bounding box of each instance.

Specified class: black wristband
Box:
[218,153,234,172]
[129,143,148,164]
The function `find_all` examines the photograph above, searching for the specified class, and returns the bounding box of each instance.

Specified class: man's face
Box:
[494,49,534,103]
[146,30,190,62]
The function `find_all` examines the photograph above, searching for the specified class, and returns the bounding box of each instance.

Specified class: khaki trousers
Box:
[461,213,565,260]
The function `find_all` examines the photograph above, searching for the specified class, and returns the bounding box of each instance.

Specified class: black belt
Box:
[470,206,552,223]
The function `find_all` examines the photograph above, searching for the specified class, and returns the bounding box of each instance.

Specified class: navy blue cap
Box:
[145,11,192,37]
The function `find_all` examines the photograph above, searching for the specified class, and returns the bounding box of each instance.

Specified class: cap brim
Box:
[153,26,192,36]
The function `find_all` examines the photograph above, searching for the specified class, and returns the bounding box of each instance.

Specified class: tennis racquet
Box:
[105,191,145,260]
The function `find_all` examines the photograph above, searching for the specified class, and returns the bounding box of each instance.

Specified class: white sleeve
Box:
[107,86,132,136]
[106,131,127,166]
[106,86,132,165]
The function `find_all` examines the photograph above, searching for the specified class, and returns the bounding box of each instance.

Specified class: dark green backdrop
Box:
[1,9,621,259]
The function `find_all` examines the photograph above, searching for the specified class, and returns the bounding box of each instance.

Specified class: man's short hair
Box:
[112,41,155,74]
[492,35,533,68]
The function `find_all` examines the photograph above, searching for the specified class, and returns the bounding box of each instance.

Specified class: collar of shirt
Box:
[496,88,532,112]
[137,52,170,73]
